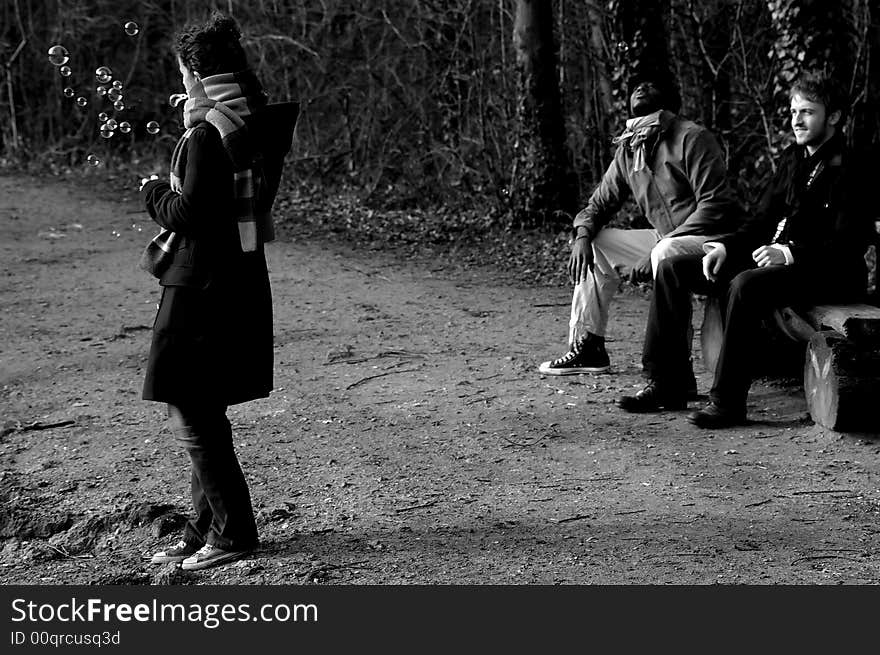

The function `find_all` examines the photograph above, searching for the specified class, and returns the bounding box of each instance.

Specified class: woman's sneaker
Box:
[181,544,252,571]
[150,540,200,564]
[538,335,610,375]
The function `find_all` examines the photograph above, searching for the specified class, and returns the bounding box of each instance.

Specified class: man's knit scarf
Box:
[141,69,270,277]
[612,110,663,173]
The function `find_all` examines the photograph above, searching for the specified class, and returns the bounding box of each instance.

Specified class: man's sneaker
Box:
[618,382,687,412]
[181,544,252,571]
[539,337,610,375]
[150,540,200,564]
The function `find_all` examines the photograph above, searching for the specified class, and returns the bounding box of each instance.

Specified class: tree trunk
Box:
[509,0,575,229]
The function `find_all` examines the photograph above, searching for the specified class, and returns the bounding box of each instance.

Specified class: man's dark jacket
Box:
[573,110,743,240]
[717,133,873,295]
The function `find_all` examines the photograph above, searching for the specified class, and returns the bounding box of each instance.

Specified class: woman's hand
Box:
[139,174,159,191]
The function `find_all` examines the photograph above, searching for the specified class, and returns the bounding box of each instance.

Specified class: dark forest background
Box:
[2,0,879,234]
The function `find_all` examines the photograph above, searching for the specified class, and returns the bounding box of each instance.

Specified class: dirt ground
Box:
[1,172,879,585]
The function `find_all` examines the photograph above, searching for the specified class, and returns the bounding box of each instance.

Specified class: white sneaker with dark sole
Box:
[538,360,610,375]
[181,544,252,571]
[538,344,610,375]
[150,540,200,564]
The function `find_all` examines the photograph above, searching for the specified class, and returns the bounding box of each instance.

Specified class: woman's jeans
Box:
[167,404,258,551]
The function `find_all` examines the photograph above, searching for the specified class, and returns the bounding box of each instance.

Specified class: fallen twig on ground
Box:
[745,499,773,508]
[557,514,592,523]
[48,544,94,560]
[791,554,859,565]
[394,500,438,513]
[20,420,76,432]
[345,367,420,390]
[500,433,551,448]
[791,489,853,495]
[324,349,428,366]
[300,560,368,582]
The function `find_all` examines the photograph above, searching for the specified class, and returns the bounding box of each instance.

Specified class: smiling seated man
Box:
[538,76,743,388]
[619,70,872,428]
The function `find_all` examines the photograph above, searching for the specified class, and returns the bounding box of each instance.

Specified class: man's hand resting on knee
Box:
[568,237,594,285]
[702,243,727,282]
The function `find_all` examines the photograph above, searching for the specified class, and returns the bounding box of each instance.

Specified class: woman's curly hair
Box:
[174,12,248,76]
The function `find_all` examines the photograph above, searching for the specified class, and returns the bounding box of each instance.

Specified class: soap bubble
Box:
[113,99,125,111]
[95,66,112,84]
[48,45,69,66]
[107,87,121,102]
[63,87,75,98]
[98,111,109,123]
[105,118,118,130]
[119,121,131,134]
[96,85,107,97]
[86,154,100,167]
[169,93,188,108]
[112,80,123,90]
[146,121,160,135]
[59,65,72,77]
[124,21,139,36]
[100,125,114,138]
[76,96,88,107]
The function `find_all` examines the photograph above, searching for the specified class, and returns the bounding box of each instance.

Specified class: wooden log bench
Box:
[701,300,880,432]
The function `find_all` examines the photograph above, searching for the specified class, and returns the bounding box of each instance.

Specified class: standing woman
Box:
[141,12,297,571]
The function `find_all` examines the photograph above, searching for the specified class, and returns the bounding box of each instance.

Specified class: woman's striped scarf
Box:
[141,69,270,277]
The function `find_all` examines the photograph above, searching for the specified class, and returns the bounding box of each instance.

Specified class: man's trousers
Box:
[568,228,711,345]
[643,254,846,410]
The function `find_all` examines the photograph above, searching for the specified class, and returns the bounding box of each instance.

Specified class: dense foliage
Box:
[2,0,878,227]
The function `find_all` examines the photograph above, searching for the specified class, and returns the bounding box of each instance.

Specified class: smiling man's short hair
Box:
[790,71,847,123]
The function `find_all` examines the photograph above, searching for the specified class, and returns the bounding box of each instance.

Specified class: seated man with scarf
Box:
[539,76,744,386]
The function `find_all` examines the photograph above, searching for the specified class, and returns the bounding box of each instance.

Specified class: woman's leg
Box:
[167,403,258,551]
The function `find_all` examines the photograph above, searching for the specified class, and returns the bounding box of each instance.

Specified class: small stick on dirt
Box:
[21,420,76,432]
[121,324,151,332]
[645,552,711,558]
[48,544,93,560]
[745,499,773,508]
[500,433,550,448]
[465,395,496,406]
[791,554,859,565]
[557,514,592,523]
[300,560,368,582]
[324,349,428,366]
[474,372,502,381]
[395,500,438,513]
[532,302,570,307]
[537,477,624,488]
[613,509,646,516]
[338,262,390,282]
[345,367,420,390]
[791,489,853,495]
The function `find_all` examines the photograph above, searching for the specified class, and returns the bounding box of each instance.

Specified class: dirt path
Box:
[1,172,879,585]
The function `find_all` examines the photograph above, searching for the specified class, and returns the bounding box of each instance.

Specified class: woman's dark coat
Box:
[140,103,297,406]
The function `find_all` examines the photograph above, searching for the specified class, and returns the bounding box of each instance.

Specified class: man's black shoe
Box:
[618,382,687,412]
[687,402,747,428]
[539,334,610,375]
